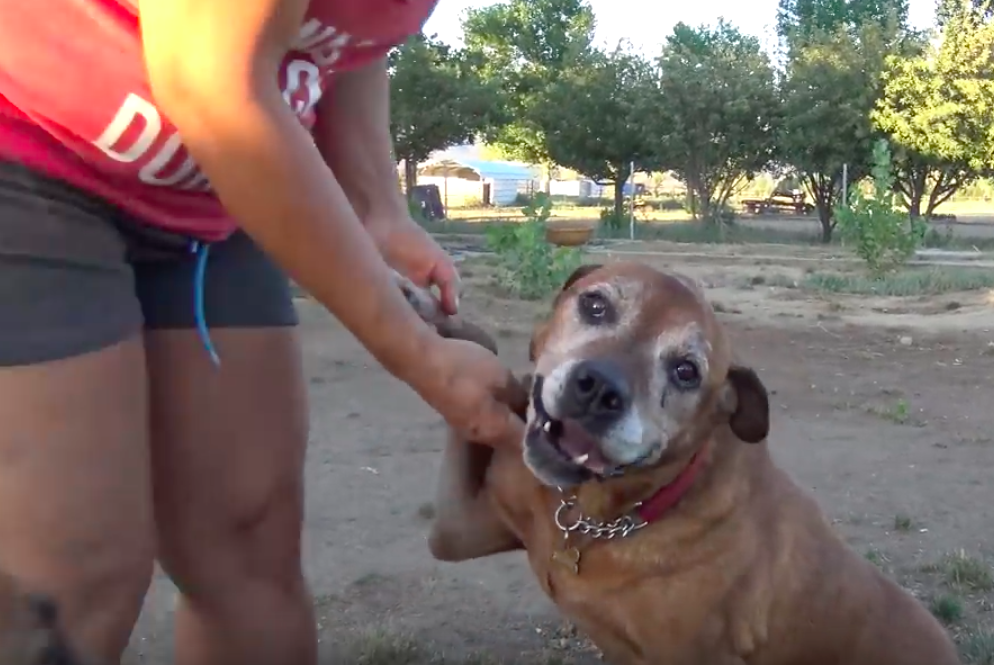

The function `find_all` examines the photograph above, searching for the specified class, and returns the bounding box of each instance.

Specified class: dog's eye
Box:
[669,360,701,389]
[577,291,611,324]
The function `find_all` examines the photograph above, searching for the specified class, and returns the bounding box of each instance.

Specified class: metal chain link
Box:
[553,490,646,540]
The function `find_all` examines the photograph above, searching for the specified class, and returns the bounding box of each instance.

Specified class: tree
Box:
[388,34,503,198]
[534,46,659,218]
[777,0,908,47]
[873,0,994,217]
[652,21,781,223]
[778,22,897,242]
[461,0,596,185]
[936,0,993,25]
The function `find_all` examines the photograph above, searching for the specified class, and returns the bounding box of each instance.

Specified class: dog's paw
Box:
[394,271,443,326]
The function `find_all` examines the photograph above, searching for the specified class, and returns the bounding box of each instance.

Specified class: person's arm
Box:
[313,56,407,223]
[138,0,440,388]
[312,56,461,313]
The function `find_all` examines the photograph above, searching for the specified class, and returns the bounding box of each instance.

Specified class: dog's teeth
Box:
[574,453,590,464]
[543,421,552,433]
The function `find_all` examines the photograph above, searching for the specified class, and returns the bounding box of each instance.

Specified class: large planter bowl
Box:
[546,225,594,247]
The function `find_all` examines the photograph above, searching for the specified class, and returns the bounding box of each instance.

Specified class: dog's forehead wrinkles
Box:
[654,322,710,359]
[540,276,645,361]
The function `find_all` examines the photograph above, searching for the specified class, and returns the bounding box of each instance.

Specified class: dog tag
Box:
[552,547,581,574]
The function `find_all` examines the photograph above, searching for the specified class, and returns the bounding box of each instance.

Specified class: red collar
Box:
[634,443,709,524]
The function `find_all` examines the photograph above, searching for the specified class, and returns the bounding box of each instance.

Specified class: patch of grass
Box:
[929,593,965,625]
[338,629,427,665]
[865,547,888,568]
[801,268,994,296]
[875,399,911,424]
[941,551,994,591]
[333,625,586,665]
[597,220,824,245]
[893,513,914,532]
[960,627,994,665]
[427,211,994,252]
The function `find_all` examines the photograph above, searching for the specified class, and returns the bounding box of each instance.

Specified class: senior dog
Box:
[401,263,960,665]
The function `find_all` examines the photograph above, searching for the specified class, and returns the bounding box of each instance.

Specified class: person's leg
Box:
[137,232,315,665]
[0,162,155,662]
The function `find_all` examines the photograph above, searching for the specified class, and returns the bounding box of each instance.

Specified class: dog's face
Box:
[524,263,770,488]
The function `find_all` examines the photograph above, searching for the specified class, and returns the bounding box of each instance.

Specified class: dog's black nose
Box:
[560,359,630,428]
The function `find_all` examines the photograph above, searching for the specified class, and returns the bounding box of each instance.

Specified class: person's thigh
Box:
[139,232,315,665]
[0,161,154,661]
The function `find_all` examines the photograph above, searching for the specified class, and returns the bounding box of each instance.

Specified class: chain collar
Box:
[553,488,647,540]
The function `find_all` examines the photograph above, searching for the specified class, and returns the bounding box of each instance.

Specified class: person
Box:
[0,0,525,663]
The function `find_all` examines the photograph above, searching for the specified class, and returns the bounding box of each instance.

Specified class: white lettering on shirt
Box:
[88,18,353,190]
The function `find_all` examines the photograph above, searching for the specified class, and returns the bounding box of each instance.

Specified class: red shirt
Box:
[0,0,437,241]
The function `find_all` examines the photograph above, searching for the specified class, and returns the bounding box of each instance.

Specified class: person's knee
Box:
[157,477,306,605]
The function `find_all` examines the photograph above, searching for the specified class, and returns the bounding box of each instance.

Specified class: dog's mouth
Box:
[529,375,615,477]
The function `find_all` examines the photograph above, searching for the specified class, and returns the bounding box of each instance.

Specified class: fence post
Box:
[629,160,636,241]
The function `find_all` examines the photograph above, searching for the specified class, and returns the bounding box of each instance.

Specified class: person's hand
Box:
[366,215,461,315]
[417,336,527,449]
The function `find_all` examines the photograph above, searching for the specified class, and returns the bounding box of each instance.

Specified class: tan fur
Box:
[405,264,960,665]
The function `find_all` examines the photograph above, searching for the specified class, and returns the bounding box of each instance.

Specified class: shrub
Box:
[484,193,583,300]
[835,139,927,276]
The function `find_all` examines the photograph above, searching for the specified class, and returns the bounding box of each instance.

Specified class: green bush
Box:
[835,139,927,276]
[484,193,583,300]
[599,206,627,232]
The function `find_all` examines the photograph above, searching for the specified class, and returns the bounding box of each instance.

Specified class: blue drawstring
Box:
[189,240,220,366]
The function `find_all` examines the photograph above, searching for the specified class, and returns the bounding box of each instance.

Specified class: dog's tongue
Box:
[558,419,611,473]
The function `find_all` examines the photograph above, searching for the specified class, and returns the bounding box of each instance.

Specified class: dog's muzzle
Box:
[530,367,628,477]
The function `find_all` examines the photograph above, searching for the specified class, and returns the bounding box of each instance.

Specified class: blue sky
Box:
[424,0,938,54]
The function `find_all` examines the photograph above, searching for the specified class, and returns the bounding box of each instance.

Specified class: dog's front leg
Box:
[427,430,523,561]
[395,272,525,560]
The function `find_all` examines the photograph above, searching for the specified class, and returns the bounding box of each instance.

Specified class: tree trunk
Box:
[907,189,923,219]
[614,180,626,220]
[613,162,631,220]
[806,173,836,243]
[403,159,418,202]
[924,169,968,218]
[686,188,699,220]
[907,166,927,219]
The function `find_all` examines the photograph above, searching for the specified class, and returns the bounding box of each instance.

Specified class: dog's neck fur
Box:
[567,427,763,528]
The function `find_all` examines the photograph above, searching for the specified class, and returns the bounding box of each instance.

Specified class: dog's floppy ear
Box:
[720,365,769,443]
[528,264,604,362]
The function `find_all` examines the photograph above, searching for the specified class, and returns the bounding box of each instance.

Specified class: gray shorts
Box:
[0,160,297,367]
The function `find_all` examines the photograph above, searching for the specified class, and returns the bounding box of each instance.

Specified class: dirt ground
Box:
[124,242,994,664]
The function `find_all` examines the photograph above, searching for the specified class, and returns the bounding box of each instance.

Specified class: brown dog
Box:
[408,262,960,665]
[0,572,83,665]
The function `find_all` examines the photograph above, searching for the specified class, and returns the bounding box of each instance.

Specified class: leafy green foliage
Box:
[936,0,994,25]
[652,21,780,224]
[778,22,899,242]
[484,194,583,300]
[835,139,927,275]
[872,0,994,216]
[462,0,596,167]
[776,0,909,48]
[388,34,503,194]
[534,46,658,217]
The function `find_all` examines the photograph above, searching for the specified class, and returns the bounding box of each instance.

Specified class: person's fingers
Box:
[432,259,462,315]
[460,403,521,449]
